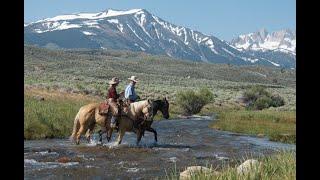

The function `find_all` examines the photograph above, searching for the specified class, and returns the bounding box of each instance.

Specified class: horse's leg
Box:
[136,130,143,146]
[107,128,113,142]
[97,129,103,142]
[98,126,107,143]
[146,127,158,142]
[116,130,125,145]
[86,124,95,143]
[76,125,86,145]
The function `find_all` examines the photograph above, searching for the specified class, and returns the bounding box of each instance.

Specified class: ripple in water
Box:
[24,159,79,170]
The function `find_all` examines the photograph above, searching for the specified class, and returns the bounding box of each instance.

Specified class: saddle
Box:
[122,99,131,114]
[98,101,110,115]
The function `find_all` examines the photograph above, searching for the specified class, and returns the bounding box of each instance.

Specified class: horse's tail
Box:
[70,110,81,142]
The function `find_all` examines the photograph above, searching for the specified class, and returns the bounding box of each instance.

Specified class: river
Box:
[24,116,295,179]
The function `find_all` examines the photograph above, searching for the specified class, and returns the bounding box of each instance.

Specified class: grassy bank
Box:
[210,110,296,144]
[165,151,296,180]
[24,88,102,139]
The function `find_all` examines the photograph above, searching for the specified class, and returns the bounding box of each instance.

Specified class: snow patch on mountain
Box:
[222,47,235,56]
[35,21,82,33]
[266,59,280,67]
[107,19,119,24]
[241,57,259,63]
[82,31,96,36]
[205,39,218,54]
[231,29,295,54]
[36,9,143,23]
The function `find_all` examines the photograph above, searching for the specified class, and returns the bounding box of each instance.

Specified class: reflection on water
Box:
[24,116,295,179]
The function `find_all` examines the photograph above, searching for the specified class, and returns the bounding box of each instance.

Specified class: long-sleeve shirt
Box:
[125,84,138,101]
[107,86,119,100]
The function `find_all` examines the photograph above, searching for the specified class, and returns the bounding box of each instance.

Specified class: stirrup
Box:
[110,123,117,128]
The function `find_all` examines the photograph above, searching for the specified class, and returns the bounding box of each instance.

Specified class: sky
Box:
[24,0,296,41]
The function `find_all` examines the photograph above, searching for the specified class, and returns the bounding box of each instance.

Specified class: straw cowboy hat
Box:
[128,76,139,82]
[109,77,120,85]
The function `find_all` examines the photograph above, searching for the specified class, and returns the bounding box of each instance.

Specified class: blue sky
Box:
[24,0,296,41]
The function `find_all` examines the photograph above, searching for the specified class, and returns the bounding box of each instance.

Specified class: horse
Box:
[139,97,170,143]
[69,99,153,145]
[102,97,170,144]
[104,99,154,145]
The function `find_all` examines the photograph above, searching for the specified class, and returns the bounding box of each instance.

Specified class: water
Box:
[24,116,295,179]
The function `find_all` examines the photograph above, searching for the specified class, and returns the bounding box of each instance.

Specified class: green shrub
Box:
[243,86,270,103]
[176,87,214,115]
[254,95,273,110]
[270,94,285,107]
[244,86,285,110]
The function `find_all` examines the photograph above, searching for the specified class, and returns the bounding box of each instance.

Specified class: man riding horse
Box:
[124,76,140,103]
[107,77,122,129]
[124,76,145,129]
[71,76,169,145]
[107,76,141,132]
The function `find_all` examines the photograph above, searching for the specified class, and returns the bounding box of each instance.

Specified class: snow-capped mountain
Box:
[230,29,296,68]
[24,9,294,68]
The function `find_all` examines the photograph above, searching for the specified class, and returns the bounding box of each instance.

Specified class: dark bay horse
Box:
[138,97,170,143]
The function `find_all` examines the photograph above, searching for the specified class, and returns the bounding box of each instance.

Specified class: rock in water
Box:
[57,157,71,163]
[237,159,261,175]
[180,166,219,179]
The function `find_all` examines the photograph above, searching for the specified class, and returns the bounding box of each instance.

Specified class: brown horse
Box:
[70,99,153,145]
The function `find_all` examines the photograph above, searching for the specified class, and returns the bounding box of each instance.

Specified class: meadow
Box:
[24,45,296,179]
[24,45,296,141]
[210,110,296,144]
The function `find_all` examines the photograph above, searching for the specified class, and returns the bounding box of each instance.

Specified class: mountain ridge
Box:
[24,9,295,68]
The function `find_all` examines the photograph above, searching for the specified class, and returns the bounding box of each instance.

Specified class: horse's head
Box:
[142,99,154,121]
[153,97,170,119]
[159,97,170,119]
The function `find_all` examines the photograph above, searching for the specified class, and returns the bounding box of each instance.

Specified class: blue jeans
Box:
[111,116,117,124]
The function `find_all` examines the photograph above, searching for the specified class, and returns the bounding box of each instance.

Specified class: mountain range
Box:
[24,9,296,68]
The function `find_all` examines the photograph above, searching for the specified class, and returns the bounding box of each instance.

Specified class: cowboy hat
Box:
[128,76,138,82]
[109,77,120,85]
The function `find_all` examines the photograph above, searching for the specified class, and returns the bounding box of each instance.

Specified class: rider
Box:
[124,76,143,130]
[107,77,121,128]
[124,76,140,103]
